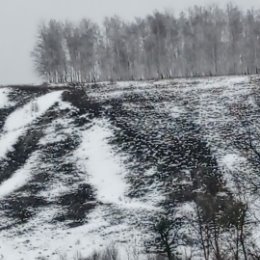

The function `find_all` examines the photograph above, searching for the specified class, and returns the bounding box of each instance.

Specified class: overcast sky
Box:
[1,0,260,85]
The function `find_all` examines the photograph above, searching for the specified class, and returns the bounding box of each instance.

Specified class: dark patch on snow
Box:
[62,89,103,126]
[53,184,96,227]
[1,195,49,224]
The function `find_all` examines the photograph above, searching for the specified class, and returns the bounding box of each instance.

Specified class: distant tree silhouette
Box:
[32,4,260,83]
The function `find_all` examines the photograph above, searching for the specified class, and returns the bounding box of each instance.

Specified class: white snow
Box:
[75,119,128,204]
[38,117,74,145]
[221,153,245,171]
[0,205,148,260]
[169,105,185,118]
[0,242,22,260]
[0,91,63,160]
[0,129,24,159]
[0,88,11,109]
[4,91,62,132]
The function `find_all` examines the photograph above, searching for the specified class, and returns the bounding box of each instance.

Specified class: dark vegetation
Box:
[54,183,96,227]
[104,94,260,259]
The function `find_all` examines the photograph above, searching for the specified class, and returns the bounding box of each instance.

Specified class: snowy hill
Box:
[0,76,260,259]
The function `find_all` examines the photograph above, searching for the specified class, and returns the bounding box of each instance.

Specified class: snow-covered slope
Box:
[0,76,259,259]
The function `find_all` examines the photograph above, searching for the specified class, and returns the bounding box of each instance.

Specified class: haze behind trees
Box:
[32,3,260,83]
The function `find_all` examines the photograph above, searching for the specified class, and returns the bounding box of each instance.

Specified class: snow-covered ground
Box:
[0,88,12,109]
[0,75,259,259]
[75,119,128,204]
[0,91,63,160]
[0,152,40,198]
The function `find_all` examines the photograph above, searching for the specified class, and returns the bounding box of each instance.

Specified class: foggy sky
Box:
[1,0,260,85]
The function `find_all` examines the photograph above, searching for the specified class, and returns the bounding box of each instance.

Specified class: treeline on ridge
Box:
[32,4,260,83]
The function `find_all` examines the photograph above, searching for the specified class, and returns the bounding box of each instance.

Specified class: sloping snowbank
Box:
[3,91,63,132]
[0,91,63,160]
[75,119,128,204]
[0,152,40,198]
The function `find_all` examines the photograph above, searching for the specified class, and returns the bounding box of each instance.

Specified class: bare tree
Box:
[32,5,260,83]
[146,215,185,260]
